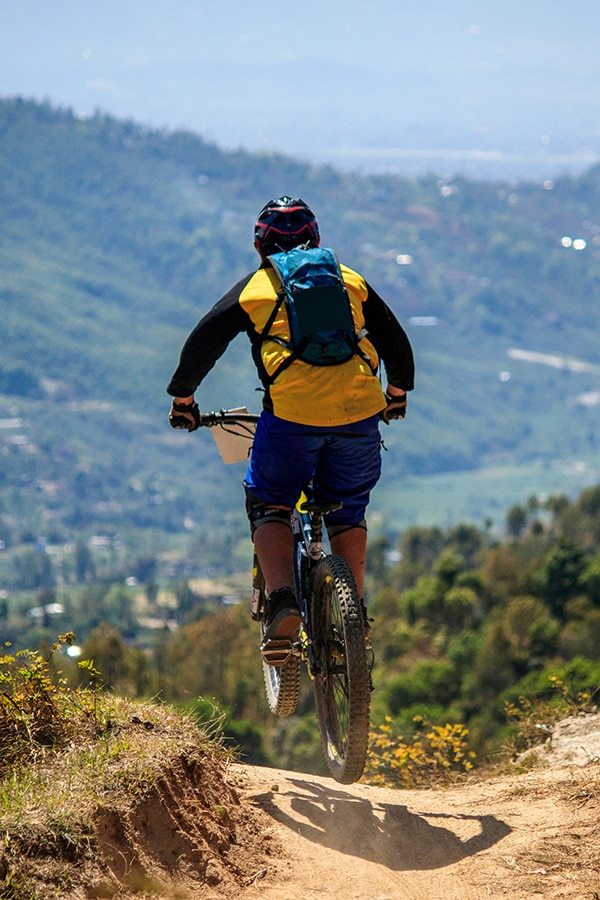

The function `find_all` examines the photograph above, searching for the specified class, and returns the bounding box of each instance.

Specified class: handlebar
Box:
[198,408,260,428]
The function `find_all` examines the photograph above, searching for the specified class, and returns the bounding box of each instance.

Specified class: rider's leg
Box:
[243,412,319,643]
[254,520,300,641]
[329,524,367,598]
[328,520,373,651]
[246,499,300,642]
[253,520,294,596]
[314,417,381,591]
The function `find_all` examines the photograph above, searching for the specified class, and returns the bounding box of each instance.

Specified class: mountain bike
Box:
[198,408,372,784]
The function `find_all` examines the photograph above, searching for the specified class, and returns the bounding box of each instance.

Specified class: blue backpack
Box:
[263,246,369,383]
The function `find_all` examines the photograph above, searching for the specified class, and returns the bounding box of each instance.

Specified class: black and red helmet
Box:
[254,196,320,258]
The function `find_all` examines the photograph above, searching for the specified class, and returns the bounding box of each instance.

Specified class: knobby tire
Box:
[262,652,301,717]
[311,554,371,784]
[257,554,301,717]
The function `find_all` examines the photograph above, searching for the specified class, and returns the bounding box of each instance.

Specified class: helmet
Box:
[254,196,320,258]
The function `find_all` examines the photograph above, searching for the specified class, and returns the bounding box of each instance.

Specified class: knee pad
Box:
[326,519,367,540]
[245,488,292,536]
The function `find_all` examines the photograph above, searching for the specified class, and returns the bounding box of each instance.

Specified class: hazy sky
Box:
[3,0,600,179]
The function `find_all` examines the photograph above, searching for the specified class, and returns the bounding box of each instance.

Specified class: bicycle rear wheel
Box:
[262,652,301,717]
[255,558,301,717]
[311,554,371,784]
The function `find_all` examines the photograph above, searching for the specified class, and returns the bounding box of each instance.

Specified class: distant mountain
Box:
[0,97,599,571]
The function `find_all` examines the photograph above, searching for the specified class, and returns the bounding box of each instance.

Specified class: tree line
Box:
[6,482,598,777]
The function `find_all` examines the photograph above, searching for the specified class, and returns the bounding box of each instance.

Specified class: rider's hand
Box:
[380,388,407,424]
[169,399,201,431]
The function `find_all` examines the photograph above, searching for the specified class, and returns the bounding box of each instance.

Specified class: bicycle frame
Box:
[291,492,336,677]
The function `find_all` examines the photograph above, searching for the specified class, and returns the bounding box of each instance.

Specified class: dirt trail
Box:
[38,713,599,899]
[224,715,600,900]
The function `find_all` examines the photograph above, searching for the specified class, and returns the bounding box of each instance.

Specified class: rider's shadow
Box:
[254,778,511,871]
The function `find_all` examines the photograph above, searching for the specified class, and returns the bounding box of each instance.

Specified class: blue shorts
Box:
[244,411,382,525]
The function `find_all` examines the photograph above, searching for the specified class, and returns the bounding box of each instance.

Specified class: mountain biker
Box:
[167,196,414,654]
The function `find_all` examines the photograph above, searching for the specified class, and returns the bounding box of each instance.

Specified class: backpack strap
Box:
[260,286,287,347]
[258,262,301,386]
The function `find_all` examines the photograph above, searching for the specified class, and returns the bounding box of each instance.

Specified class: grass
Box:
[0,635,238,899]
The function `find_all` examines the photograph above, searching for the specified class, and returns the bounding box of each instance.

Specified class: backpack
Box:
[261,245,370,383]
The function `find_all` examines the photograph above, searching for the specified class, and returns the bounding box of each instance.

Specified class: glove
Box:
[169,400,201,432]
[380,390,407,424]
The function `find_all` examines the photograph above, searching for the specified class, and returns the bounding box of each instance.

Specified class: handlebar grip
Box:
[198,412,220,427]
[198,409,259,427]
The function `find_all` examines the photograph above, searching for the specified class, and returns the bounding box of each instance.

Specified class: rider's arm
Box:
[167,274,254,398]
[362,283,415,393]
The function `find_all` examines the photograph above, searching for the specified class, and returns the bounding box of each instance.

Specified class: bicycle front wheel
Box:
[311,554,371,784]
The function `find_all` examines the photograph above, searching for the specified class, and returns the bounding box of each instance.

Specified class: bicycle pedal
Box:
[260,639,294,667]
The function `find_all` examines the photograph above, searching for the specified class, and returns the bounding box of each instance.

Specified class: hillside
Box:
[1,95,599,595]
[3,96,600,900]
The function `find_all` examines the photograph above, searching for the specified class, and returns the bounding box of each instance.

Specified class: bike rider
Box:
[167,197,414,654]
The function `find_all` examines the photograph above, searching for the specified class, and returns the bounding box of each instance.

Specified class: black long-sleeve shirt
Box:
[168,261,414,427]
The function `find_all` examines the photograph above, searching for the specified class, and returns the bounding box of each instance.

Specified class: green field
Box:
[370,457,600,535]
